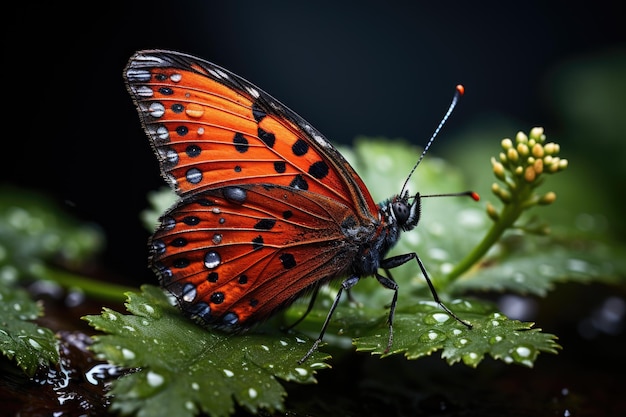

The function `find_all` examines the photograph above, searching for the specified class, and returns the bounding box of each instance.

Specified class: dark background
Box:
[2,0,624,282]
[2,3,626,415]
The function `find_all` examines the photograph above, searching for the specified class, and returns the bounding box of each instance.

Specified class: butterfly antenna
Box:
[400,84,465,195]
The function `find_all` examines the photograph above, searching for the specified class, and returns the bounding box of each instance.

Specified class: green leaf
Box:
[0,186,104,276]
[140,187,178,232]
[85,285,330,417]
[0,284,59,376]
[450,238,626,296]
[0,186,104,375]
[352,299,560,367]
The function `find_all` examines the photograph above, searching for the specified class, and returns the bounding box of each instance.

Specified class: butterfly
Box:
[124,50,477,362]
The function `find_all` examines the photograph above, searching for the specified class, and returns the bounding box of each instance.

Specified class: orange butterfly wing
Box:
[125,50,378,214]
[125,50,381,327]
[151,184,365,327]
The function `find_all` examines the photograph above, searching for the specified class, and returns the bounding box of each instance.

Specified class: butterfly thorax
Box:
[347,192,421,277]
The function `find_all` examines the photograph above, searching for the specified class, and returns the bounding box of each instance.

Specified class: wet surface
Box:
[1,282,624,416]
[1,330,123,417]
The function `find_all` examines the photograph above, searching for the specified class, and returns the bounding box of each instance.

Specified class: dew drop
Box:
[148,102,165,118]
[28,338,41,350]
[182,283,197,302]
[279,340,288,346]
[147,371,164,387]
[107,313,117,321]
[191,382,200,390]
[212,234,223,244]
[185,103,205,118]
[567,258,590,274]
[185,401,194,411]
[248,388,258,399]
[223,369,234,377]
[432,313,451,323]
[294,367,308,376]
[420,330,445,343]
[122,348,135,360]
[515,346,532,358]
[123,326,136,332]
[418,300,439,308]
[143,304,155,314]
[204,251,221,269]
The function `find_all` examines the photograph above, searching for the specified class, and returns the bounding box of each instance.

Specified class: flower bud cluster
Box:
[489,127,567,218]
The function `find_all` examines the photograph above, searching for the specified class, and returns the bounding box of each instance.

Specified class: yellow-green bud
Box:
[524,166,536,182]
[532,143,544,158]
[539,191,557,205]
[499,152,507,163]
[501,138,513,150]
[533,158,544,175]
[517,143,529,157]
[544,142,559,155]
[516,131,528,144]
[530,127,545,141]
[507,147,519,163]
[559,159,568,170]
[491,158,506,180]
[515,166,524,176]
[486,202,499,221]
[492,183,512,202]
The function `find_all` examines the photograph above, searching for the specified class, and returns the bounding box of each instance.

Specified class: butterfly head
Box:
[389,191,421,232]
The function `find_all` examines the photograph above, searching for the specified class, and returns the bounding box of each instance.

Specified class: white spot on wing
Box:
[246,86,260,98]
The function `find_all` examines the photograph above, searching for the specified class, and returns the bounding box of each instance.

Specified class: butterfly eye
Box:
[392,197,421,231]
[392,201,410,224]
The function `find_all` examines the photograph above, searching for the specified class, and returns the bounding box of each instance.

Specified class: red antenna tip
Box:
[456,84,465,96]
[470,191,480,201]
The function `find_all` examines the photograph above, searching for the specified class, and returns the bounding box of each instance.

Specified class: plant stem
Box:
[34,264,135,303]
[440,188,530,287]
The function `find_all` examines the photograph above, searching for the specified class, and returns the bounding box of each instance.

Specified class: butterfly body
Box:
[125,50,466,358]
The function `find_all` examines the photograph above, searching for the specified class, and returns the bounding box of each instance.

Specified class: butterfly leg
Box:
[284,282,321,331]
[298,275,360,364]
[381,253,472,329]
[374,270,399,353]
